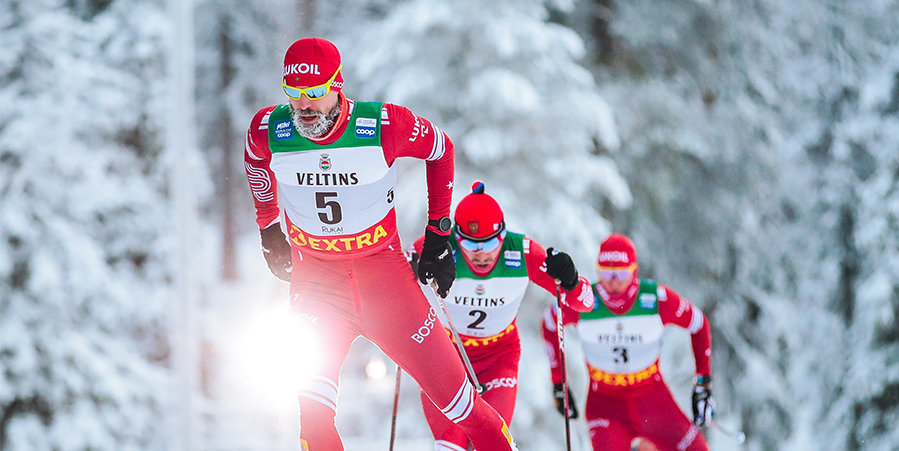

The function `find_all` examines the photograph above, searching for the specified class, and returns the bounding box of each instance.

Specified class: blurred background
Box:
[2,0,899,450]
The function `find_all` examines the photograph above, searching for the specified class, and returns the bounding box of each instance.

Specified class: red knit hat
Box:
[454,181,505,241]
[282,37,344,91]
[597,234,637,268]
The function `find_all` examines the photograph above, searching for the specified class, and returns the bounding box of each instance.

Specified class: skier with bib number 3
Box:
[407,181,596,451]
[244,37,517,451]
[542,233,715,451]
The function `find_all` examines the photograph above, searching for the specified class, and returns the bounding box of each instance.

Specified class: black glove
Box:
[260,223,293,282]
[692,379,716,427]
[406,250,420,275]
[417,229,455,297]
[545,248,579,291]
[552,382,578,419]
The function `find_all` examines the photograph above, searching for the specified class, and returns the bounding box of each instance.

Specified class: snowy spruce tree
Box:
[0,0,180,449]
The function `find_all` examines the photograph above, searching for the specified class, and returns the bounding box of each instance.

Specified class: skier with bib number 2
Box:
[407,181,595,451]
[542,233,715,450]
[244,37,517,451]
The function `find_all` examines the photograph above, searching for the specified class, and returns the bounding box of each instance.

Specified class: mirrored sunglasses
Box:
[281,65,342,100]
[598,263,636,281]
[459,236,501,253]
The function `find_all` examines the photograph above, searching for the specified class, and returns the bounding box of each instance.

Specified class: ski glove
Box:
[552,382,579,419]
[692,379,716,427]
[417,229,455,297]
[260,223,293,282]
[545,248,579,291]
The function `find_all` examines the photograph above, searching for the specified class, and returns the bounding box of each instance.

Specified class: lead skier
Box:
[408,181,595,451]
[244,37,517,451]
[542,233,715,450]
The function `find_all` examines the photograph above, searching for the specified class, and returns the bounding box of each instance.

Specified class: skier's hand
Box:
[260,223,293,282]
[545,248,579,291]
[552,382,578,419]
[692,378,716,427]
[417,229,455,297]
[406,250,420,275]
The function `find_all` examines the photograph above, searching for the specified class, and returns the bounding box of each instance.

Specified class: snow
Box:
[3,0,899,450]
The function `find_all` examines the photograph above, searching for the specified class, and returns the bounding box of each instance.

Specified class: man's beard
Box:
[290,103,341,139]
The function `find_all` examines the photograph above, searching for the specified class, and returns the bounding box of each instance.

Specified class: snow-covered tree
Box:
[0,0,176,448]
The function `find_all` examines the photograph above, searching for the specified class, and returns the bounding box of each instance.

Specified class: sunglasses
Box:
[281,65,342,100]
[597,263,636,281]
[458,236,502,253]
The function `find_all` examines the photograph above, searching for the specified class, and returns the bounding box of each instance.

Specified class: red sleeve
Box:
[541,303,581,385]
[244,106,281,229]
[524,239,594,312]
[380,103,454,230]
[658,285,712,377]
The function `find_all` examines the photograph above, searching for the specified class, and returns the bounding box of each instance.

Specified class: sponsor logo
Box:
[408,114,430,142]
[676,298,689,318]
[639,293,657,309]
[288,224,389,253]
[296,172,359,186]
[453,296,506,307]
[283,63,320,76]
[412,307,439,343]
[321,225,344,235]
[475,284,485,296]
[449,324,516,347]
[355,117,377,139]
[274,120,293,141]
[504,250,521,268]
[596,332,643,344]
[319,153,331,171]
[588,362,659,387]
[484,377,518,391]
[599,251,630,263]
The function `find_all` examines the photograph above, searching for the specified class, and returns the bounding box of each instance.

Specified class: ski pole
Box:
[388,364,402,451]
[555,281,573,451]
[709,421,746,444]
[428,280,483,393]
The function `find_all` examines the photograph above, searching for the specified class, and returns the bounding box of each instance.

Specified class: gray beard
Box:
[290,103,341,139]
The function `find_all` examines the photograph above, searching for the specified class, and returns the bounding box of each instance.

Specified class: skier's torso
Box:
[578,281,667,390]
[424,232,531,353]
[266,101,398,258]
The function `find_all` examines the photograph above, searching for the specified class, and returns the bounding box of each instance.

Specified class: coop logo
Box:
[273,120,293,141]
[504,250,521,269]
[355,117,376,139]
[412,307,439,344]
[283,63,321,76]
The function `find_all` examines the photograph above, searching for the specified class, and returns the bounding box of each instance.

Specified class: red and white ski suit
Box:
[411,234,595,451]
[543,280,712,451]
[244,93,515,451]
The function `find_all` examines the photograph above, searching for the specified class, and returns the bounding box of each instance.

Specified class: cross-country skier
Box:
[542,233,715,450]
[243,37,517,451]
[407,181,595,451]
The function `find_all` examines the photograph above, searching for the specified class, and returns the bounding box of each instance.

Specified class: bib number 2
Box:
[316,192,343,224]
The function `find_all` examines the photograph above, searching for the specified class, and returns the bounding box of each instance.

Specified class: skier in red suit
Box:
[407,181,595,451]
[244,37,517,451]
[543,234,715,450]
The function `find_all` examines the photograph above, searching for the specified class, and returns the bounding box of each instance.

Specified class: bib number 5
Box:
[315,191,343,225]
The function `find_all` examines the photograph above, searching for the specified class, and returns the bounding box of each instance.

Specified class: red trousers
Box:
[584,375,708,451]
[420,331,522,450]
[288,236,515,451]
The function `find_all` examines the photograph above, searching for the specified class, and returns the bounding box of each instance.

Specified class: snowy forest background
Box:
[2,0,899,450]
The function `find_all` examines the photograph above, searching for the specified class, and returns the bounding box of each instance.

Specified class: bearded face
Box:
[290,102,341,139]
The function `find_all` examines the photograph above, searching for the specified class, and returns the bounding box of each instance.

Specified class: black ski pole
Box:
[429,280,483,393]
[388,364,402,451]
[555,281,573,451]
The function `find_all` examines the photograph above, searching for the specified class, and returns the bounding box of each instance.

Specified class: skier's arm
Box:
[380,103,454,224]
[658,286,712,377]
[244,106,281,230]
[525,239,593,312]
[540,303,581,385]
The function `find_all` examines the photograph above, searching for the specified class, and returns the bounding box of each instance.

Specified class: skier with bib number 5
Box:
[243,37,517,451]
[542,233,715,450]
[407,181,596,451]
